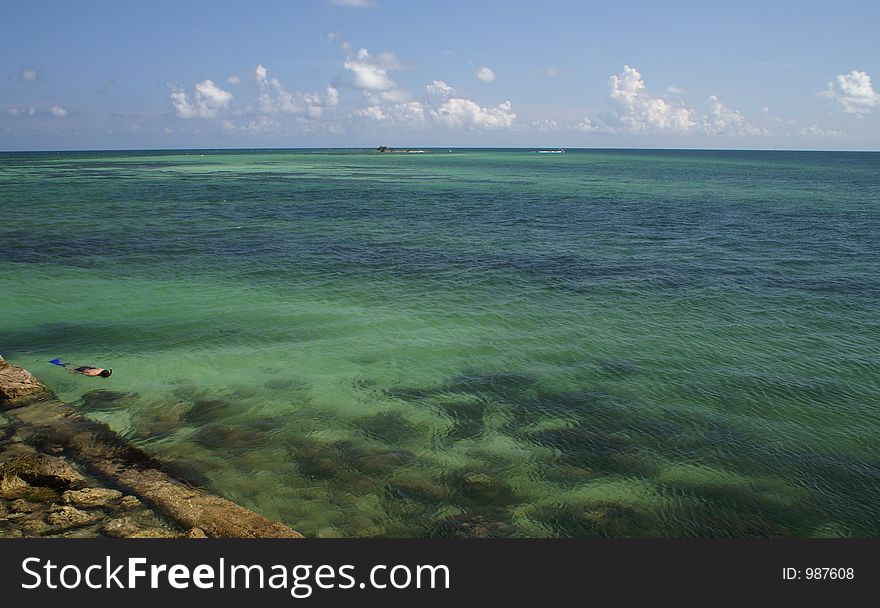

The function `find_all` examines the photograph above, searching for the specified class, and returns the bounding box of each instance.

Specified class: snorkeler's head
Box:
[100,369,112,378]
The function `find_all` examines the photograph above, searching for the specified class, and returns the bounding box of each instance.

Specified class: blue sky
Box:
[2,0,878,150]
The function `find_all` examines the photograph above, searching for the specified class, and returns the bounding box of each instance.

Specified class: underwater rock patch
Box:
[426,514,510,538]
[438,401,486,440]
[531,500,652,538]
[182,397,239,424]
[451,471,519,507]
[356,410,418,443]
[80,390,139,411]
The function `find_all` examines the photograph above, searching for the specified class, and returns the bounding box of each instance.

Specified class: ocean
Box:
[1,148,878,537]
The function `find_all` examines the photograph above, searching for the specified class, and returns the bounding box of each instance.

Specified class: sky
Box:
[1,0,879,150]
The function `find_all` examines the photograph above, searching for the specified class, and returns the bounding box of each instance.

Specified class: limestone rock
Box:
[9,498,42,514]
[127,529,179,538]
[62,488,123,509]
[45,505,103,531]
[101,517,176,539]
[0,357,49,405]
[0,501,7,518]
[29,455,89,490]
[118,495,142,510]
[183,527,208,538]
[0,475,30,500]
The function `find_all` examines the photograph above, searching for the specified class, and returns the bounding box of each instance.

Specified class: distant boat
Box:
[537,149,566,154]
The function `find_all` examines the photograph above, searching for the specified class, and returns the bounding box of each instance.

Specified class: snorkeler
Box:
[48,358,112,378]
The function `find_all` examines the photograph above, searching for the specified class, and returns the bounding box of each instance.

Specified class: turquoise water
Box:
[1,148,878,537]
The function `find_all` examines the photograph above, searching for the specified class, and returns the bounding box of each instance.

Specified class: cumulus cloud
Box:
[579,65,762,136]
[606,65,696,132]
[426,79,456,96]
[703,95,765,135]
[20,67,38,81]
[170,79,233,118]
[476,67,496,82]
[254,64,339,120]
[820,70,880,114]
[50,105,68,117]
[357,101,425,125]
[344,48,403,91]
[430,98,515,129]
[227,74,241,86]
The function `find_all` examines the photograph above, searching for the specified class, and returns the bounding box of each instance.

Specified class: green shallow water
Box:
[1,148,879,537]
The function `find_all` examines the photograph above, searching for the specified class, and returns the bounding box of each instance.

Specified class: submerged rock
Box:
[438,401,486,440]
[334,440,415,475]
[9,498,42,514]
[1,451,88,491]
[531,500,651,538]
[451,471,518,506]
[426,514,509,538]
[128,401,190,439]
[357,410,418,443]
[101,517,177,538]
[194,425,262,451]
[61,488,123,509]
[45,505,103,531]
[290,442,345,480]
[596,358,640,377]
[182,398,237,424]
[80,390,139,411]
[386,475,453,503]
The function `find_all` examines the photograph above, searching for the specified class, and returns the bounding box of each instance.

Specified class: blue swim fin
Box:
[49,358,66,367]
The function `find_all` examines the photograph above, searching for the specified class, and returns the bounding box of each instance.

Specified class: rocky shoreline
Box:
[0,355,301,538]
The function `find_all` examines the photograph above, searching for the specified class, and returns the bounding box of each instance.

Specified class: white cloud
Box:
[325,85,339,107]
[357,101,425,125]
[254,64,338,119]
[329,0,374,7]
[532,119,560,131]
[170,79,232,118]
[476,67,496,82]
[247,115,277,133]
[666,85,685,95]
[575,116,597,131]
[539,66,560,77]
[579,66,764,137]
[607,65,696,132]
[703,95,765,136]
[357,105,387,121]
[344,48,401,91]
[50,105,68,117]
[221,120,236,131]
[430,98,515,129]
[426,79,456,96]
[820,70,880,114]
[227,74,241,86]
[20,67,37,81]
[794,124,845,138]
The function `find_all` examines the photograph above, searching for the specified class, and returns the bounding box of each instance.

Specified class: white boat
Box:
[537,149,565,154]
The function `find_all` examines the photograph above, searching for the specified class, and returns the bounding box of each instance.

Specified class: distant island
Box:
[376,146,427,154]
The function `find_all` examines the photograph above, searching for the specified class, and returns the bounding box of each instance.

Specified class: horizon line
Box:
[1,145,878,154]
